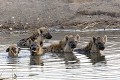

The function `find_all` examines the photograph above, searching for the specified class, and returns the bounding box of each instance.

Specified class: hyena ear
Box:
[64,35,69,41]
[18,48,21,53]
[40,41,43,46]
[103,35,107,43]
[34,40,37,42]
[34,28,40,34]
[39,29,43,34]
[28,38,33,44]
[75,34,80,42]
[6,48,9,52]
[37,29,40,34]
[92,36,96,43]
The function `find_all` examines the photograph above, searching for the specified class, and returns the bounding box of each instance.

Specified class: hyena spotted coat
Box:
[17,27,52,48]
[43,34,80,64]
[74,35,107,64]
[29,40,44,65]
[43,34,80,53]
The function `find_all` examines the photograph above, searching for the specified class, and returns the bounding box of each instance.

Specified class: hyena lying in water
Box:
[17,27,52,48]
[6,45,20,58]
[44,34,80,53]
[29,40,44,65]
[44,34,80,64]
[74,35,107,64]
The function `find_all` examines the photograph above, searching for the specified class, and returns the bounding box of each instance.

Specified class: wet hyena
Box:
[43,34,80,53]
[30,40,44,56]
[17,27,52,48]
[63,34,80,64]
[6,44,20,58]
[74,35,107,64]
[29,40,44,65]
[46,34,80,64]
[30,55,44,65]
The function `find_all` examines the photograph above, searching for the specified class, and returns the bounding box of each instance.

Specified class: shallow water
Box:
[0,29,120,80]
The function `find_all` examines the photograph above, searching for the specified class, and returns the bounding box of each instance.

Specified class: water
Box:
[0,29,120,80]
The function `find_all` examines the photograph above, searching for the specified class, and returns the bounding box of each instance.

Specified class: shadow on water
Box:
[0,29,120,79]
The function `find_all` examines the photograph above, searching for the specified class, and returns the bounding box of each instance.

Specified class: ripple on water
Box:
[0,33,120,80]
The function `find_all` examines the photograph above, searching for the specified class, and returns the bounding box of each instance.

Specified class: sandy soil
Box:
[0,0,120,31]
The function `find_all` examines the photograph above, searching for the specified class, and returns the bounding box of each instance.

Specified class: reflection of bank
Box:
[30,56,44,66]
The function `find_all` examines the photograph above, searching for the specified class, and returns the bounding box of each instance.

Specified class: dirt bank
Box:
[0,0,120,31]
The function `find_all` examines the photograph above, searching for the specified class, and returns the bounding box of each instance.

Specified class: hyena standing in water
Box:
[29,40,44,65]
[63,35,80,64]
[74,35,107,64]
[6,44,20,58]
[17,27,52,48]
[43,34,80,64]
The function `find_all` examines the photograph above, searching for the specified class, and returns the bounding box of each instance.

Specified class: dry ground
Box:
[0,0,120,30]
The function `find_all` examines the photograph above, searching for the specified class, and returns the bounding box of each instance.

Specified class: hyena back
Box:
[17,27,52,48]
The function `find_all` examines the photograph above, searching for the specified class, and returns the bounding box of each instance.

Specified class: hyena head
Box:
[92,35,107,50]
[64,34,80,49]
[37,27,52,39]
[6,45,20,57]
[30,40,43,56]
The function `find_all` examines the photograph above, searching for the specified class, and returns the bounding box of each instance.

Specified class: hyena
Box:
[63,34,80,64]
[43,34,80,53]
[74,35,107,64]
[30,55,44,65]
[29,40,44,65]
[63,34,80,53]
[30,40,44,56]
[17,27,52,48]
[43,34,80,64]
[43,39,66,53]
[6,44,20,58]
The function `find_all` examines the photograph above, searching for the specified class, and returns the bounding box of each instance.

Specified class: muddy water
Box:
[0,29,120,80]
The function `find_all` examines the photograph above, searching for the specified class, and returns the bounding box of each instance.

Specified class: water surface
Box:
[0,29,120,80]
